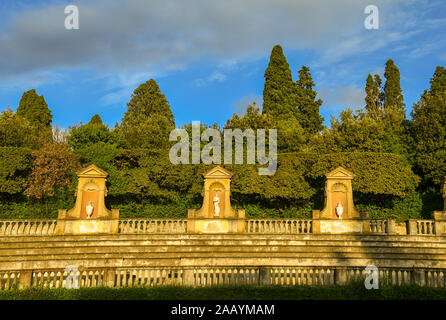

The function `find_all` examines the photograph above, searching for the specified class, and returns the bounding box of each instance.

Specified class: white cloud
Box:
[195,71,227,87]
[319,85,365,111]
[0,0,444,109]
[0,0,407,84]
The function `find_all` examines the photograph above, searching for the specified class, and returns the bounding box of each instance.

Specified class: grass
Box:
[1,281,446,300]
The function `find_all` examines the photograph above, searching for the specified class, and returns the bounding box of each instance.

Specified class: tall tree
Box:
[429,66,446,95]
[408,66,446,186]
[381,59,406,154]
[119,79,175,149]
[365,74,383,119]
[383,59,406,124]
[295,66,324,134]
[121,79,174,125]
[16,89,53,129]
[262,45,295,120]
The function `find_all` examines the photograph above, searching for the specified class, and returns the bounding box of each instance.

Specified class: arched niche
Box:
[208,182,225,218]
[80,180,100,219]
[331,182,348,219]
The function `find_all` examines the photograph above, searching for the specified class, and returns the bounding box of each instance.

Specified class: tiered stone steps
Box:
[1,233,445,271]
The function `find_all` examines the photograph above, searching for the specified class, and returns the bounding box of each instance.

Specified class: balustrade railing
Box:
[370,220,388,233]
[31,269,105,289]
[0,218,441,236]
[118,219,188,234]
[415,220,436,235]
[245,219,312,234]
[0,271,20,290]
[2,266,444,289]
[0,220,57,236]
[270,267,335,286]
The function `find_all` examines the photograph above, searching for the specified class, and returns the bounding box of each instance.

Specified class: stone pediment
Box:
[325,167,355,180]
[203,166,233,179]
[77,165,108,178]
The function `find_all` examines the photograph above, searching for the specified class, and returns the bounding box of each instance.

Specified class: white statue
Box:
[86,201,94,219]
[213,193,220,217]
[335,201,343,219]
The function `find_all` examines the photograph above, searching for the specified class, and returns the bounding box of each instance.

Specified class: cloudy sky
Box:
[0,0,445,128]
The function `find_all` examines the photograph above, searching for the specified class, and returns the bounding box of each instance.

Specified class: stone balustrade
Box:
[407,219,436,235]
[416,220,436,235]
[0,219,57,236]
[0,271,20,290]
[369,220,388,233]
[2,266,445,289]
[245,219,312,234]
[0,218,444,235]
[118,219,188,234]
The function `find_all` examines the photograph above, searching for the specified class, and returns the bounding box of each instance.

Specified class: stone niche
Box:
[56,165,119,235]
[187,166,245,233]
[312,167,370,234]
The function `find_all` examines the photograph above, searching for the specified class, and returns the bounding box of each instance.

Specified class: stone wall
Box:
[0,232,445,289]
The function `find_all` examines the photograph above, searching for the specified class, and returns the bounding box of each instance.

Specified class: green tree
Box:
[294,66,324,134]
[119,79,175,149]
[365,74,383,119]
[24,143,81,199]
[226,103,273,130]
[0,147,32,195]
[16,89,53,129]
[429,66,446,95]
[383,59,406,129]
[262,45,295,120]
[121,79,174,125]
[67,114,122,151]
[0,108,39,148]
[311,109,389,153]
[408,66,446,186]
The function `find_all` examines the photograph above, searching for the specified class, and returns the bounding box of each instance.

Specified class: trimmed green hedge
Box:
[0,147,428,220]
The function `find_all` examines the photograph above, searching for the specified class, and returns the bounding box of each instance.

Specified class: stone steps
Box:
[1,243,446,256]
[1,233,445,271]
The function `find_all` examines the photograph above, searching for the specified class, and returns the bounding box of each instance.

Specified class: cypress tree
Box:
[122,79,174,125]
[89,114,103,125]
[16,89,53,128]
[262,45,295,120]
[429,66,446,95]
[383,59,406,121]
[120,79,175,149]
[365,74,383,119]
[295,66,324,134]
[382,59,406,155]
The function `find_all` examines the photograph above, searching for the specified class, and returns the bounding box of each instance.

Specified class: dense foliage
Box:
[0,46,444,220]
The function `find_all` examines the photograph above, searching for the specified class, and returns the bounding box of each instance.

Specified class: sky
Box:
[0,0,445,129]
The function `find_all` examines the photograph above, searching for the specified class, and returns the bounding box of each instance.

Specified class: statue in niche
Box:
[86,201,94,219]
[213,192,220,217]
[335,201,343,219]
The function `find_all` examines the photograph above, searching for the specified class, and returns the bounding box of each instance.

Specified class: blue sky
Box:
[0,0,445,129]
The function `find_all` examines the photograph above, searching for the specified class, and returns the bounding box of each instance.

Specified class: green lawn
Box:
[1,282,446,300]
